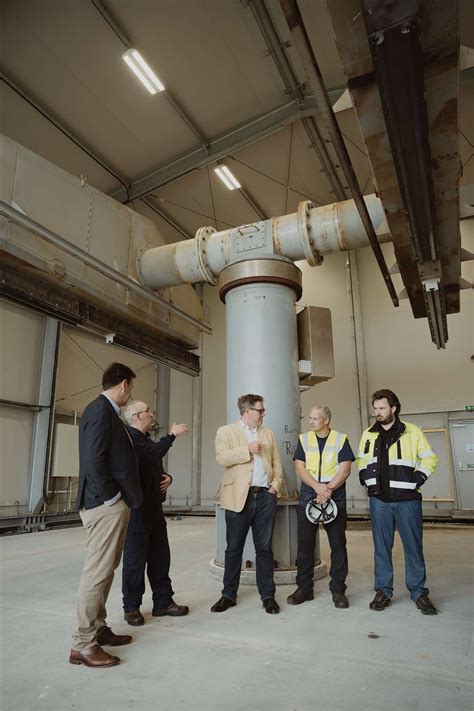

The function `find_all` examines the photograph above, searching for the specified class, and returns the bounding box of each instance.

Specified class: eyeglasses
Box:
[133,407,153,417]
[249,407,265,414]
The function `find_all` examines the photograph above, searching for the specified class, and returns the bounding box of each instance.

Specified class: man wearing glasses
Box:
[121,400,189,625]
[211,394,285,614]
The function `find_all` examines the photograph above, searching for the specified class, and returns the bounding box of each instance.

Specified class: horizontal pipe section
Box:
[139,195,392,289]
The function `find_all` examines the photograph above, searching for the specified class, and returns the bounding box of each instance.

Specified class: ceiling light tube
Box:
[122,48,165,94]
[214,165,241,190]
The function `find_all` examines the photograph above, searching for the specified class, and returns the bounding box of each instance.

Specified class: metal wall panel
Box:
[0,404,34,516]
[0,299,45,403]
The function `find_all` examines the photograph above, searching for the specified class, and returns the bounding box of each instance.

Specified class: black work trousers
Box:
[296,502,348,594]
[122,518,174,611]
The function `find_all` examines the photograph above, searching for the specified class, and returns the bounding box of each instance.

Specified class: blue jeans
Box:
[369,497,428,601]
[223,490,277,601]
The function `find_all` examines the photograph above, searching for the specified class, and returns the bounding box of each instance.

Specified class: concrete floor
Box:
[0,518,472,711]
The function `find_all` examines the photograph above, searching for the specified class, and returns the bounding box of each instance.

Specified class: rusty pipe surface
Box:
[279,0,398,307]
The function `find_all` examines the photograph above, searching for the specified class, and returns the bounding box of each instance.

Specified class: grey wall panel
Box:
[0,405,34,515]
[0,300,45,403]
[0,300,45,516]
[55,325,157,416]
[166,369,193,506]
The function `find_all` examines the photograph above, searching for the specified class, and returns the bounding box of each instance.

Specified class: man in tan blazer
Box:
[211,394,285,614]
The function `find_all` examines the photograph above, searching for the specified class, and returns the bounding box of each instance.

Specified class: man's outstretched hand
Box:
[169,423,190,437]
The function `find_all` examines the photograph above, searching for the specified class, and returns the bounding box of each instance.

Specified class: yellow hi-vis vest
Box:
[299,429,347,482]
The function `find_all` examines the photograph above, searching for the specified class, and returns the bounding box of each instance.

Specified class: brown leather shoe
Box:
[96,627,133,646]
[69,644,120,668]
[152,600,189,617]
[124,609,145,626]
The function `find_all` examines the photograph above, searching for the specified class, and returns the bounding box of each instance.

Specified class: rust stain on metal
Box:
[272,217,282,255]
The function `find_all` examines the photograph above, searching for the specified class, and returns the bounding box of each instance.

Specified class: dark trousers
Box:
[122,518,174,611]
[223,490,278,602]
[296,502,348,594]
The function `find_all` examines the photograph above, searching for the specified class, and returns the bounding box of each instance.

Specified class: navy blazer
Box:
[77,394,142,510]
[126,427,176,531]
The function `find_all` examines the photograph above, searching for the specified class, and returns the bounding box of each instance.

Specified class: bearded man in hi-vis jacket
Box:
[357,389,438,615]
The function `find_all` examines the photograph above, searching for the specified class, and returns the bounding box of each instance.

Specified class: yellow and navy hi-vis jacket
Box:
[356,420,438,501]
[299,429,348,482]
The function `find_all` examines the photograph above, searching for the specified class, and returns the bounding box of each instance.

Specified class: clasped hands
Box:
[314,482,332,504]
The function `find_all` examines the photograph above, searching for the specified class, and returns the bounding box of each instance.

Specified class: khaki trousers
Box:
[72,498,130,650]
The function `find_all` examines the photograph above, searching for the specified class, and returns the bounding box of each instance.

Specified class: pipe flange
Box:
[297,200,323,267]
[218,257,302,302]
[136,244,149,286]
[195,226,218,285]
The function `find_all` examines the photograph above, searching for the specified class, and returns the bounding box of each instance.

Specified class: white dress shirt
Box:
[240,420,269,487]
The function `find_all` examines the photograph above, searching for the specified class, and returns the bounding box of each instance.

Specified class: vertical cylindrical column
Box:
[224,282,300,492]
[210,258,327,582]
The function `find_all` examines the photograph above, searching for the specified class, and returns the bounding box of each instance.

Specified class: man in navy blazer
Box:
[70,362,142,669]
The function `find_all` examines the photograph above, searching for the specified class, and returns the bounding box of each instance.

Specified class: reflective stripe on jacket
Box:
[299,429,347,482]
[356,420,438,500]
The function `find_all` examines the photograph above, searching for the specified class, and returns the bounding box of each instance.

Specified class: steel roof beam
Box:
[247,0,346,200]
[109,96,327,203]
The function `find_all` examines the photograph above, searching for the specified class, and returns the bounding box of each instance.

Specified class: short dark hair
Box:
[102,362,136,390]
[237,393,264,415]
[371,389,401,416]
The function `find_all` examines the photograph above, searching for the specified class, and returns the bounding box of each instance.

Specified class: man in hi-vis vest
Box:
[287,405,355,609]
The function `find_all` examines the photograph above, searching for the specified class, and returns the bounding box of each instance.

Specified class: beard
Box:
[376,414,395,426]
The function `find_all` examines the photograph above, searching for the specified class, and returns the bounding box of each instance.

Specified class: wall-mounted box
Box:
[297,306,335,386]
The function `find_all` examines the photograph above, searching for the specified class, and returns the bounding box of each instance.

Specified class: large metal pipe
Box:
[139,195,391,290]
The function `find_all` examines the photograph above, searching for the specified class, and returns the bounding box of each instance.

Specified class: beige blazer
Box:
[215,421,285,512]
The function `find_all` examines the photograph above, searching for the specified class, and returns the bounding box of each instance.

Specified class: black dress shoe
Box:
[263,598,280,614]
[332,593,349,609]
[95,627,132,646]
[287,588,314,605]
[124,609,145,626]
[152,600,189,617]
[210,596,236,613]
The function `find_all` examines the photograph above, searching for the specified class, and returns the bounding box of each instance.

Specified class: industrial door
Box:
[450,420,474,510]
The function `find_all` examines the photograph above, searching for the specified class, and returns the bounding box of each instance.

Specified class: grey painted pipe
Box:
[139,195,391,290]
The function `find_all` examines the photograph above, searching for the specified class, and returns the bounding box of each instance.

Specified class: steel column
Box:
[29,317,60,514]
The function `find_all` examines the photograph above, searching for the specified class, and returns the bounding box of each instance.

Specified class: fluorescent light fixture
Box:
[214,165,241,190]
[122,48,165,94]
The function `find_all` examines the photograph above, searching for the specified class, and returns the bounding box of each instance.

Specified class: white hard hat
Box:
[305,498,338,525]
